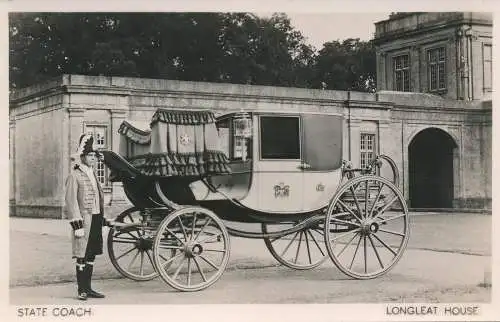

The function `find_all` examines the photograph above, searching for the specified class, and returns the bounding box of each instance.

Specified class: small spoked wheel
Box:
[107,207,159,281]
[152,207,230,292]
[324,175,409,279]
[262,221,327,270]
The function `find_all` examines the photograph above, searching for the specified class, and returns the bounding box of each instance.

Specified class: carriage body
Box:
[111,109,344,221]
[102,108,409,291]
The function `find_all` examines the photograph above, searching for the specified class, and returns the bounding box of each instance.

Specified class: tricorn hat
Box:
[76,134,101,156]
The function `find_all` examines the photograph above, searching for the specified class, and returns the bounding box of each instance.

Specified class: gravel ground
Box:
[10,212,491,287]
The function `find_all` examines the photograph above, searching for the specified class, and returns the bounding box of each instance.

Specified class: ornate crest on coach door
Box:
[274,182,290,198]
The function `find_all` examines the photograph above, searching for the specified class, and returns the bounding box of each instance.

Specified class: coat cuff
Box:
[69,219,84,230]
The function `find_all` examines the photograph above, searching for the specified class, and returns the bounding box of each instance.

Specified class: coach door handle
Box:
[298,162,311,170]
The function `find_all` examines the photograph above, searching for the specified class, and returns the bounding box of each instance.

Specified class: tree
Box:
[9,13,375,93]
[313,38,376,92]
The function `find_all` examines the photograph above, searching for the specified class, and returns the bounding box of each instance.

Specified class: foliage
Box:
[313,38,376,92]
[9,13,376,93]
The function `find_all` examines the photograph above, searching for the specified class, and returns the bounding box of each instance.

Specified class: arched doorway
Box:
[408,128,458,208]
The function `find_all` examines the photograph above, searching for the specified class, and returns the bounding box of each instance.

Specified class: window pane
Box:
[484,61,492,89]
[261,116,300,159]
[438,63,446,89]
[403,70,410,91]
[484,44,492,61]
[216,119,230,158]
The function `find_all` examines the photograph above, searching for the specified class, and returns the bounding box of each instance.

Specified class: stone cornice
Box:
[374,18,492,45]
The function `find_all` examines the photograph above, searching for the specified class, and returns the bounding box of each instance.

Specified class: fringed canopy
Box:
[118,121,151,144]
[150,109,216,126]
[116,109,231,178]
[128,151,231,177]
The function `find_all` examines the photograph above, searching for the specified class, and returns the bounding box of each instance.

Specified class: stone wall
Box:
[11,96,65,218]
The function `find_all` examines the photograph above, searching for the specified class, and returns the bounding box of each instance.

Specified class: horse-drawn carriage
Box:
[102,108,409,292]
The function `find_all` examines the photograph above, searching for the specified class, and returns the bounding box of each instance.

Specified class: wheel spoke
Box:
[330,218,361,227]
[171,257,186,281]
[126,231,140,240]
[330,228,361,242]
[294,232,303,264]
[368,235,384,269]
[312,228,325,236]
[304,231,312,264]
[160,251,184,267]
[191,213,197,241]
[203,248,227,253]
[337,200,363,223]
[187,258,192,286]
[139,251,145,276]
[368,183,384,218]
[178,216,189,242]
[363,236,367,274]
[372,196,399,220]
[307,230,325,256]
[280,231,300,258]
[349,186,363,217]
[375,213,407,223]
[165,228,186,245]
[336,231,359,257]
[193,257,207,282]
[158,243,184,250]
[199,254,220,270]
[194,217,213,241]
[115,246,137,261]
[349,234,363,269]
[145,250,155,268]
[378,228,406,237]
[372,233,398,256]
[127,249,140,270]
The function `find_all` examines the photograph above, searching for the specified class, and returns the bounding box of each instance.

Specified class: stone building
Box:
[9,12,492,218]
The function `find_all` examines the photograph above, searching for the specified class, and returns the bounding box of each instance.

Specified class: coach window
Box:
[260,116,300,159]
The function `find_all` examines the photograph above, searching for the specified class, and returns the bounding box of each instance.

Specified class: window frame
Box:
[84,124,109,187]
[483,43,492,92]
[216,115,253,162]
[259,115,302,161]
[393,54,411,92]
[427,46,447,93]
[360,132,376,170]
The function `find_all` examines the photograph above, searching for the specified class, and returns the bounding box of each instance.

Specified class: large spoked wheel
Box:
[324,175,409,279]
[262,221,327,270]
[152,207,230,292]
[107,207,160,281]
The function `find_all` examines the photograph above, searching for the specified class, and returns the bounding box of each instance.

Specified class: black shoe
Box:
[85,264,105,298]
[78,292,88,301]
[87,289,105,298]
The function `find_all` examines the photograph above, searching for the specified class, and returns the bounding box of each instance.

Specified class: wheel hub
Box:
[360,219,379,236]
[136,238,153,251]
[184,243,203,258]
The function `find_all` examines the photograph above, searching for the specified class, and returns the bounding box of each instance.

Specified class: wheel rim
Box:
[324,176,409,279]
[262,222,327,270]
[107,207,159,281]
[153,207,230,292]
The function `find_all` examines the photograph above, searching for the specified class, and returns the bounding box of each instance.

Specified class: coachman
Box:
[64,134,113,300]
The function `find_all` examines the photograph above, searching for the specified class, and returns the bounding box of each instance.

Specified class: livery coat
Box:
[64,160,105,258]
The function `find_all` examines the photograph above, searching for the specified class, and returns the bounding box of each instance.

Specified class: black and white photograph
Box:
[6,1,496,321]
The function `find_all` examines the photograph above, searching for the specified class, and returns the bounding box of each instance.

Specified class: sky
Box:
[287,13,391,50]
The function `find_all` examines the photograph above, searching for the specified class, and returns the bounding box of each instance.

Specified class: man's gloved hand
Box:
[74,228,85,238]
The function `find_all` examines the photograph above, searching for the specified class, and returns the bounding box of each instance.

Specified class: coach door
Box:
[253,115,304,213]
